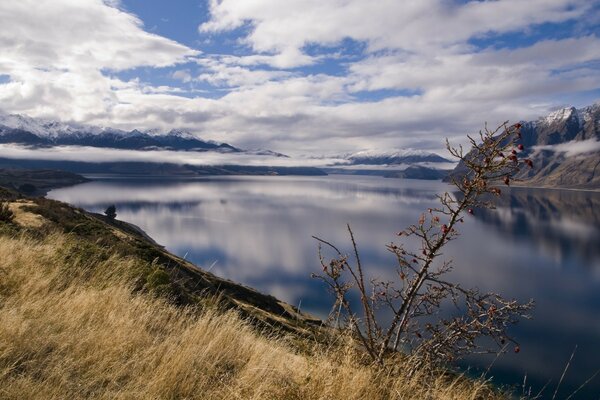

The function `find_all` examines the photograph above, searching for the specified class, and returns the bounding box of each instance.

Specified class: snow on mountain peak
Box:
[166,129,196,139]
[542,106,579,125]
[346,149,442,160]
[0,112,107,137]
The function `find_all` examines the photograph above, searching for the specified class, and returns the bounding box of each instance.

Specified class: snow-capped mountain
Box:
[0,112,241,153]
[341,149,451,165]
[448,102,600,189]
[319,149,453,180]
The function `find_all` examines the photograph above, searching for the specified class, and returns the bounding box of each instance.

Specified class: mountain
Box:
[0,158,326,177]
[343,149,451,165]
[447,103,600,190]
[322,149,452,180]
[382,165,450,180]
[0,113,241,153]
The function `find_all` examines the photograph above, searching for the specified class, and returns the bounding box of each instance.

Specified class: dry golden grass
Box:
[7,201,46,228]
[0,230,507,399]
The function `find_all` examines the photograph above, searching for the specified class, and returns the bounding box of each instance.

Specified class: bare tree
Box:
[312,122,534,370]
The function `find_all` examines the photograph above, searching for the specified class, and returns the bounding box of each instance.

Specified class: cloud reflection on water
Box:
[48,176,600,398]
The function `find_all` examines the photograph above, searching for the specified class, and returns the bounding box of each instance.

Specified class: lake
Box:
[48,175,600,399]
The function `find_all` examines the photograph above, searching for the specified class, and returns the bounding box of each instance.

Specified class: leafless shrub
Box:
[312,122,535,371]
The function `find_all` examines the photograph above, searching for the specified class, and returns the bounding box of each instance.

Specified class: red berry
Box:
[504,176,510,186]
[514,346,520,354]
[511,149,517,155]
[517,144,524,151]
[514,123,522,129]
[468,208,474,215]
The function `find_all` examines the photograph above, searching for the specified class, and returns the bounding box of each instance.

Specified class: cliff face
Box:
[448,103,600,190]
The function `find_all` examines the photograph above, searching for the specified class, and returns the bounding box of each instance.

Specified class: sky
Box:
[0,0,599,156]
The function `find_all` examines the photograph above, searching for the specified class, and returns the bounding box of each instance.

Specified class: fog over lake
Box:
[48,175,600,398]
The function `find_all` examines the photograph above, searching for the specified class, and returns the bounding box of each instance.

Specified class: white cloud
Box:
[534,138,600,156]
[200,0,591,66]
[196,58,293,87]
[0,0,197,72]
[0,144,345,167]
[0,0,197,122]
[0,0,598,156]
[171,70,193,83]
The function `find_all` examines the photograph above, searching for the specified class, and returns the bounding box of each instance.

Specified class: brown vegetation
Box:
[0,208,508,399]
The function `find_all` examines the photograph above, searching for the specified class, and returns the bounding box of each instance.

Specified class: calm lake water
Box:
[48,175,600,399]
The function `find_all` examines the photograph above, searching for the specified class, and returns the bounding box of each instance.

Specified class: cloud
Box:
[171,70,193,83]
[0,144,346,167]
[0,0,197,72]
[0,0,598,156]
[0,0,197,121]
[200,0,591,66]
[534,138,600,156]
[196,58,293,87]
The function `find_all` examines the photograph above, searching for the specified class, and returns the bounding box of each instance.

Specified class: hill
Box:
[0,168,89,195]
[447,103,600,190]
[0,189,505,399]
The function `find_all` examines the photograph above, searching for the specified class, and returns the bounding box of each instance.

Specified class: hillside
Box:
[447,103,600,190]
[0,168,89,195]
[0,188,506,399]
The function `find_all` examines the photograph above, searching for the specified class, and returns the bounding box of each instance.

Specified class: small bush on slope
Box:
[0,202,13,223]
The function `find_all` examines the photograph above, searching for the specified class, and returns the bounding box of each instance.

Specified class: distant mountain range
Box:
[0,113,242,153]
[0,112,328,176]
[448,103,600,190]
[323,149,452,179]
[5,105,598,188]
[342,149,451,165]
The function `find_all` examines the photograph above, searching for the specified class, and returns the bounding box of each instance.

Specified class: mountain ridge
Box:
[0,112,241,153]
[447,102,600,190]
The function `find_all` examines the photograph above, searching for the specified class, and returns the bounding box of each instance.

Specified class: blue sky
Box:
[0,0,599,154]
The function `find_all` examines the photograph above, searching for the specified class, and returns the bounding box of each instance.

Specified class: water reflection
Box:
[48,176,600,399]
[475,188,600,273]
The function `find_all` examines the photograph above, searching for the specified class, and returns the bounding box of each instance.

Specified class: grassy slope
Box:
[0,190,506,399]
